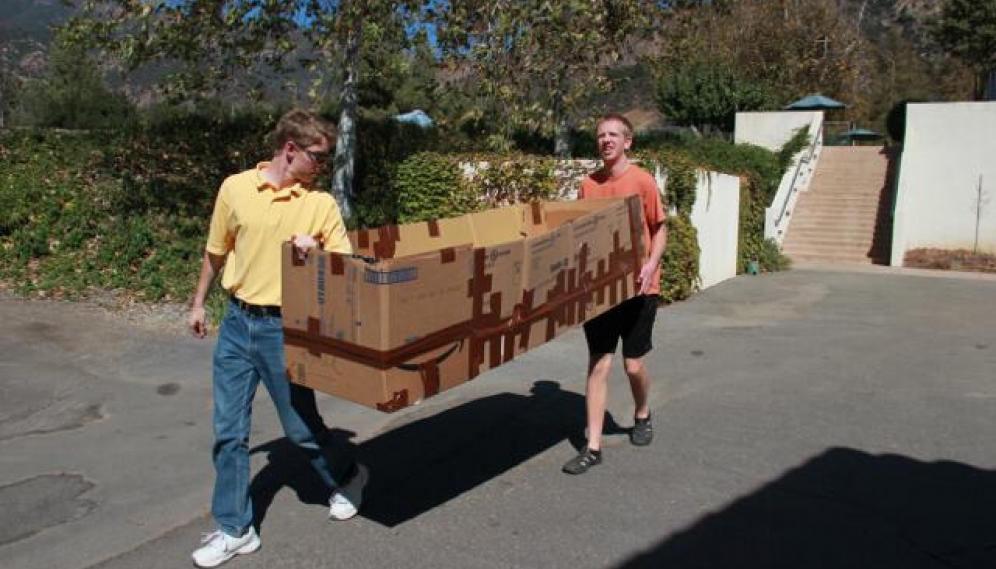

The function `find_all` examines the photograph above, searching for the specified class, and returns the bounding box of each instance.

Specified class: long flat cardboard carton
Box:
[282,195,645,412]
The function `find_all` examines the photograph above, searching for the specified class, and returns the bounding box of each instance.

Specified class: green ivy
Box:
[3,116,799,310]
[395,153,479,223]
[660,215,701,304]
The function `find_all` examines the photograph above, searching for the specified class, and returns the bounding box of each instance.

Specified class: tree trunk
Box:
[553,117,571,158]
[331,23,362,223]
[552,94,572,158]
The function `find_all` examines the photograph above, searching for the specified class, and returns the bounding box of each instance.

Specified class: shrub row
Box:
[1,114,796,309]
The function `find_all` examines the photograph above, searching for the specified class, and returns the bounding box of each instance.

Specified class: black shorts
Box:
[583,295,659,359]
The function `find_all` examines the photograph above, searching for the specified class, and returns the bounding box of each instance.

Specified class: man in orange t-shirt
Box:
[563,113,667,475]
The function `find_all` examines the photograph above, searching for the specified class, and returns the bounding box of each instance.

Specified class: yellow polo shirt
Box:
[206,163,352,307]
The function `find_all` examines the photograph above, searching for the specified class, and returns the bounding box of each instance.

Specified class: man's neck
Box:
[261,155,294,189]
[602,156,630,179]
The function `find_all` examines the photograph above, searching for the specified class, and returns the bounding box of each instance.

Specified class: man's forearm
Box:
[648,222,668,266]
[191,251,226,308]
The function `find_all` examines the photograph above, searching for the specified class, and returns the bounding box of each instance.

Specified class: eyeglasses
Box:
[303,148,332,165]
[294,142,332,165]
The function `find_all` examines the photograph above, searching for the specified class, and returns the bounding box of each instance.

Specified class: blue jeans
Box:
[211,300,348,537]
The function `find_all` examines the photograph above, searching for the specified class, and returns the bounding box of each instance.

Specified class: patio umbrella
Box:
[839,127,883,140]
[784,94,848,110]
[837,127,884,146]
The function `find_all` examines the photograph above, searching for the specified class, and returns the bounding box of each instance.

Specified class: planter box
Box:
[282,196,644,412]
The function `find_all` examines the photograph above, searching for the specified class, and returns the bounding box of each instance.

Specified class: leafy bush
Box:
[655,136,792,273]
[352,117,442,228]
[0,112,272,304]
[660,215,701,303]
[3,108,796,310]
[470,154,563,208]
[395,152,478,223]
[653,58,774,133]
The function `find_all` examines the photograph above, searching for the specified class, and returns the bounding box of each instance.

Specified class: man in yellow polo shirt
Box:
[187,109,362,568]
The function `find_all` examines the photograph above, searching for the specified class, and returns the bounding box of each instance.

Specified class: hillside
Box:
[0,0,69,77]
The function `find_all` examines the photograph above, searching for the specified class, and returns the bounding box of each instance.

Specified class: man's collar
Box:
[254,162,304,197]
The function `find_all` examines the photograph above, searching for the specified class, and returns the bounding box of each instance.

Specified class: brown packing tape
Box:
[468,249,495,323]
[515,289,535,349]
[290,240,306,267]
[289,317,473,370]
[374,225,400,259]
[357,230,370,249]
[427,220,440,237]
[329,254,345,275]
[530,202,543,225]
[377,391,409,413]
[440,248,456,264]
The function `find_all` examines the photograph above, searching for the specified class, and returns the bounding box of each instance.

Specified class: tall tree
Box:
[931,0,996,99]
[17,30,134,129]
[654,58,774,133]
[63,0,424,219]
[433,0,653,156]
[649,0,865,121]
[0,53,19,129]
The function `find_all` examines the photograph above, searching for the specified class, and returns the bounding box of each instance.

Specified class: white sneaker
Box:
[192,527,261,568]
[329,464,368,521]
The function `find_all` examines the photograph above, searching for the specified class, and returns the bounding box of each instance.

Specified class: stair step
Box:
[786,230,879,242]
[788,217,887,228]
[781,146,894,265]
[804,191,887,198]
[791,209,889,219]
[787,254,881,265]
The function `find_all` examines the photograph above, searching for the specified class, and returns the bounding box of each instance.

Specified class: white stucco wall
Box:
[689,171,741,289]
[735,111,822,151]
[891,102,996,265]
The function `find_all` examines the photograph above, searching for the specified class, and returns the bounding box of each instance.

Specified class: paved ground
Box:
[1,265,995,569]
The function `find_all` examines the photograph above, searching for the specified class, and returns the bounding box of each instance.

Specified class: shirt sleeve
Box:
[205,182,235,256]
[317,195,352,254]
[641,172,666,230]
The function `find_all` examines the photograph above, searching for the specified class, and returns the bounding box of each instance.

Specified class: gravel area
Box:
[0,288,192,337]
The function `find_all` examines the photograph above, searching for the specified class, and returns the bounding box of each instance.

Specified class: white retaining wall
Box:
[892,102,996,264]
[735,111,822,151]
[688,171,741,289]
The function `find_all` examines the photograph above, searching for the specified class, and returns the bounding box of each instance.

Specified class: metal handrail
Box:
[773,122,823,229]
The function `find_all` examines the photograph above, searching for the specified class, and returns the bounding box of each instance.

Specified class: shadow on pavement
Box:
[615,447,996,569]
[248,380,626,529]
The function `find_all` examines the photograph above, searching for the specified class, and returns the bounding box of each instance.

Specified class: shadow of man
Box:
[249,379,625,529]
[615,447,996,568]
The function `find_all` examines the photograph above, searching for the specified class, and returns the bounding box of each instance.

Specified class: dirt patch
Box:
[904,248,996,274]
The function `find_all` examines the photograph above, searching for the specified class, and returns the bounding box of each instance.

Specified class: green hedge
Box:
[2,118,797,309]
[0,113,271,307]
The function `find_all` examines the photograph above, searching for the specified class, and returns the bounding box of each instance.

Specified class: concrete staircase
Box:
[782,146,896,265]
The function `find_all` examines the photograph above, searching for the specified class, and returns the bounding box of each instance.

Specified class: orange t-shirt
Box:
[579,164,666,295]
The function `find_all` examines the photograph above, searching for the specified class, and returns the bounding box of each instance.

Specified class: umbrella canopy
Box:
[839,127,883,140]
[784,94,848,110]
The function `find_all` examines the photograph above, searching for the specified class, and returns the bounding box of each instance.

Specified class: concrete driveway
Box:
[1,266,994,569]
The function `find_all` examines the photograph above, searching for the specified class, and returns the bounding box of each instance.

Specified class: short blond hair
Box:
[272,109,336,152]
[596,113,634,139]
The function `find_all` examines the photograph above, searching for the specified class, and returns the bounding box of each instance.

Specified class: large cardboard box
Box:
[283,195,645,412]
